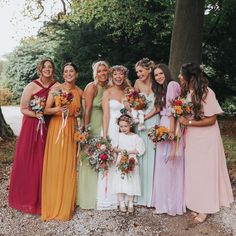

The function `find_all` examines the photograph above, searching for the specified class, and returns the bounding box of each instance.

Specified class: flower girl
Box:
[111,114,145,213]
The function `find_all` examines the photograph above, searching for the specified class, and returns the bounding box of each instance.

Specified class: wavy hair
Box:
[150,63,173,109]
[37,58,55,76]
[135,58,155,70]
[180,63,209,120]
[110,65,132,90]
[92,60,109,82]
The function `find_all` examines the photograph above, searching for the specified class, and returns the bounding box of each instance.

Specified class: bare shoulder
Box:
[75,85,84,96]
[134,79,141,91]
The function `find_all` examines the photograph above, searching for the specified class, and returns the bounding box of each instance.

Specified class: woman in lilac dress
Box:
[151,64,185,216]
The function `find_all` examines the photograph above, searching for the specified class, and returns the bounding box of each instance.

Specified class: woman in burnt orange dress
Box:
[41,62,83,221]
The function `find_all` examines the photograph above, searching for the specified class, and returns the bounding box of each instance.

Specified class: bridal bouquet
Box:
[124,87,147,131]
[85,136,114,175]
[29,95,46,138]
[116,150,137,179]
[147,125,169,144]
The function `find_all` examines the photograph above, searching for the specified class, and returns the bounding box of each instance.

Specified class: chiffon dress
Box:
[77,85,106,209]
[96,100,124,210]
[41,87,81,221]
[111,133,145,196]
[137,93,160,206]
[8,80,56,214]
[151,81,186,215]
[185,88,233,213]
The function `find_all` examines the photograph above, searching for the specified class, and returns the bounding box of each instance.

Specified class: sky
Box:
[0,0,61,58]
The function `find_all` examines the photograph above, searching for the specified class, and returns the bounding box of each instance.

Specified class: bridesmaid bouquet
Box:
[74,125,91,145]
[84,136,114,175]
[124,87,147,131]
[116,150,137,179]
[29,95,46,138]
[52,89,74,143]
[171,97,193,118]
[147,125,169,144]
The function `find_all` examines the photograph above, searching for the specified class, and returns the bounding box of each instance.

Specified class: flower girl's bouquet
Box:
[53,89,74,143]
[147,125,169,144]
[116,150,137,179]
[85,136,114,175]
[29,95,46,138]
[124,87,147,131]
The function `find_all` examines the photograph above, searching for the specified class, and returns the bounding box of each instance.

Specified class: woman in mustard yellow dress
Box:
[41,63,83,221]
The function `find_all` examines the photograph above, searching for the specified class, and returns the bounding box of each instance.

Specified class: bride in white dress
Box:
[97,65,131,210]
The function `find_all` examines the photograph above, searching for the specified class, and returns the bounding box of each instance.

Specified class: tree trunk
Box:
[0,106,14,139]
[169,0,205,79]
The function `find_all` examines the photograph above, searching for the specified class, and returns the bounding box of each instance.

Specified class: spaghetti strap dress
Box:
[8,80,56,214]
[77,85,105,209]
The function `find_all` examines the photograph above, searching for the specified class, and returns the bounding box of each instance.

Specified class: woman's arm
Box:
[178,115,217,127]
[83,83,95,126]
[44,91,61,115]
[20,83,38,118]
[134,80,141,92]
[144,107,160,120]
[102,90,110,138]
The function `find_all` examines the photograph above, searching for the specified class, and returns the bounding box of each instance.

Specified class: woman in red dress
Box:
[8,58,59,214]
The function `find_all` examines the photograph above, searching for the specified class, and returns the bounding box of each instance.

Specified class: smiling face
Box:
[154,68,165,85]
[41,60,54,79]
[135,66,150,81]
[63,65,78,83]
[112,70,125,86]
[96,64,109,83]
[119,120,131,134]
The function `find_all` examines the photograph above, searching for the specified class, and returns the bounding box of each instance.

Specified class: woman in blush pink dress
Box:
[151,64,185,216]
[178,63,233,223]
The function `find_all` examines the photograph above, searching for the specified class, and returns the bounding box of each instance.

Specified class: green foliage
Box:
[222,96,236,115]
[203,0,236,102]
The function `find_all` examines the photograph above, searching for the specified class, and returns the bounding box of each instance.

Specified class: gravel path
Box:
[0,164,235,236]
[1,106,235,235]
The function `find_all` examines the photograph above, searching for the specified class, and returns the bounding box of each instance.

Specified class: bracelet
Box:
[188,120,192,125]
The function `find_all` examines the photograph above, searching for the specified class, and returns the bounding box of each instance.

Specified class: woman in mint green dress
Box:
[77,61,109,209]
[134,58,160,207]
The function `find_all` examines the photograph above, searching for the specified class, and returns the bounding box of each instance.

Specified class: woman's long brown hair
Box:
[180,63,209,120]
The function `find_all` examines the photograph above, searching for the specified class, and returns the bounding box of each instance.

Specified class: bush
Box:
[222,96,236,115]
[0,87,12,105]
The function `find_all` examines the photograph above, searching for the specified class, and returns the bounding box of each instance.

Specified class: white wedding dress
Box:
[96,100,124,210]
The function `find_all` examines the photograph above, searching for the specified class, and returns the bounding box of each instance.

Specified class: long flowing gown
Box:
[111,133,145,196]
[96,100,124,210]
[8,80,56,214]
[137,93,160,206]
[41,87,81,221]
[77,85,105,209]
[185,88,233,213]
[151,81,186,215]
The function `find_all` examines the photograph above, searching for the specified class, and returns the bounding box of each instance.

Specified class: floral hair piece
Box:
[117,112,134,126]
[110,65,129,78]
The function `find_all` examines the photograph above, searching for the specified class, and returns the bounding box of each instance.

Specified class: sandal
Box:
[193,213,207,223]
[190,211,198,218]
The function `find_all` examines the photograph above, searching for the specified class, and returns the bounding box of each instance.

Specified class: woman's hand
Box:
[74,108,81,118]
[178,116,190,126]
[168,131,175,140]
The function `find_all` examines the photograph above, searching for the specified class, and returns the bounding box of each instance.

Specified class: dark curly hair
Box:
[150,63,173,109]
[180,63,209,120]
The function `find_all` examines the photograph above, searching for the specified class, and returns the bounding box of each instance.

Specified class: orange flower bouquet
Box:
[52,89,74,144]
[171,97,193,118]
[147,125,169,144]
[74,126,91,145]
[116,150,137,179]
